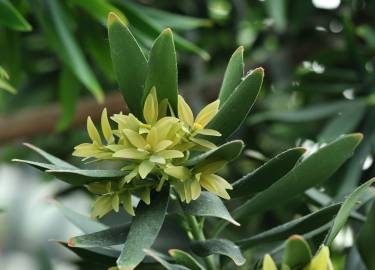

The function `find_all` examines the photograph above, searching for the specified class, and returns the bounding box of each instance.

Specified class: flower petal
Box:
[87,116,102,145]
[164,166,191,180]
[190,137,217,149]
[195,128,221,137]
[147,127,159,149]
[138,160,154,179]
[123,129,146,148]
[195,100,220,128]
[120,192,135,216]
[113,148,148,160]
[178,95,194,127]
[101,108,114,143]
[143,86,158,124]
[262,255,277,270]
[158,150,184,159]
[154,140,173,152]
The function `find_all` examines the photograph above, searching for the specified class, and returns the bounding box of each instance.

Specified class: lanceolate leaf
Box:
[324,178,375,245]
[218,46,244,104]
[0,0,32,31]
[117,187,170,269]
[169,249,205,270]
[57,241,118,267]
[191,239,245,266]
[30,0,104,102]
[108,12,148,119]
[144,28,178,113]
[231,147,305,198]
[232,134,362,219]
[208,68,264,143]
[45,169,128,186]
[357,202,375,270]
[12,159,59,171]
[21,143,77,169]
[52,200,107,234]
[69,223,131,248]
[182,192,239,226]
[184,140,244,167]
[236,203,340,248]
[282,235,312,269]
[144,249,190,270]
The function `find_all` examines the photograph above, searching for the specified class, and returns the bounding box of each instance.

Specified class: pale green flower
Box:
[303,246,334,270]
[262,254,277,270]
[177,95,221,150]
[164,160,232,203]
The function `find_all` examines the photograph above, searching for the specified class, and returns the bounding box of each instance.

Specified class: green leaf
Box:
[318,102,366,143]
[184,140,244,167]
[69,223,130,248]
[70,0,127,25]
[232,134,362,219]
[0,0,32,31]
[248,100,361,125]
[218,46,244,104]
[56,67,80,131]
[117,187,170,269]
[119,1,210,60]
[0,77,17,94]
[169,249,205,270]
[182,192,239,226]
[57,241,117,267]
[236,203,340,248]
[12,159,59,171]
[325,178,375,245]
[144,28,178,113]
[208,68,264,143]
[141,6,212,31]
[265,0,286,32]
[21,143,77,169]
[231,147,306,198]
[357,202,375,270]
[282,235,312,269]
[108,12,148,118]
[30,0,104,102]
[53,200,107,234]
[191,239,246,266]
[144,249,190,270]
[45,169,128,186]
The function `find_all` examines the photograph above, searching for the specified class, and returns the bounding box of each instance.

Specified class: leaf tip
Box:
[288,234,304,240]
[107,12,126,27]
[67,238,76,247]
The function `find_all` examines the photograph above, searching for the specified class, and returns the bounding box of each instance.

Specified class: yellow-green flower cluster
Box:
[73,88,233,217]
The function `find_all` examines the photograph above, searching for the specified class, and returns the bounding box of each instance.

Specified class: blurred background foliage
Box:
[0,0,375,269]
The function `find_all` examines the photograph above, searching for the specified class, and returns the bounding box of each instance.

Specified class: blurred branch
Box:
[0,92,127,145]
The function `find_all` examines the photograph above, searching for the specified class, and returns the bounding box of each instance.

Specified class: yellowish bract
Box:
[73,88,232,217]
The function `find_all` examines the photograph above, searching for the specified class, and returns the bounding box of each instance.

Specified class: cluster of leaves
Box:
[14,10,375,270]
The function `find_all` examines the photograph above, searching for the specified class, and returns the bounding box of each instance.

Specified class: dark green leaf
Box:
[232,134,362,219]
[140,5,212,31]
[144,28,178,112]
[231,147,306,198]
[69,223,130,248]
[282,235,312,268]
[318,102,366,143]
[248,100,361,125]
[182,192,239,226]
[357,202,375,270]
[208,68,264,143]
[218,46,244,104]
[30,0,104,102]
[70,0,127,25]
[108,13,148,118]
[0,0,32,31]
[22,143,77,169]
[191,239,245,266]
[119,1,210,60]
[53,200,107,233]
[169,249,205,270]
[144,249,190,270]
[184,140,244,167]
[12,159,59,171]
[236,203,340,248]
[56,67,80,131]
[46,169,128,186]
[117,187,170,269]
[57,241,117,267]
[325,178,375,245]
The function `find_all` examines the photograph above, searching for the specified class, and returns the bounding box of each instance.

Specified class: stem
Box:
[185,215,217,270]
